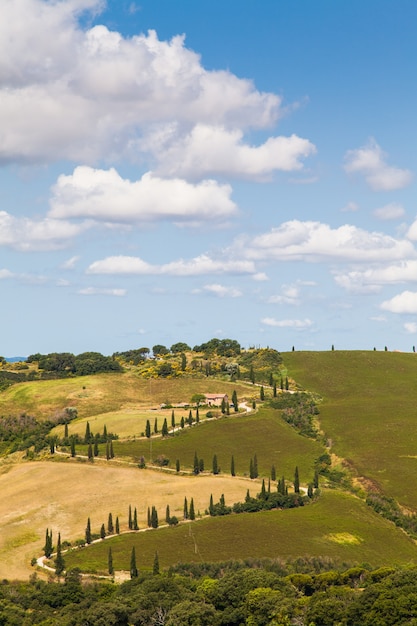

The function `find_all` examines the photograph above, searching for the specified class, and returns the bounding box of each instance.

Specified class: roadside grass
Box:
[0,374,254,420]
[283,350,417,509]
[85,407,325,481]
[0,461,251,580]
[63,489,417,574]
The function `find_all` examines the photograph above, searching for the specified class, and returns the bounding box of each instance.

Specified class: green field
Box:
[283,350,417,508]
[108,407,323,480]
[63,490,417,574]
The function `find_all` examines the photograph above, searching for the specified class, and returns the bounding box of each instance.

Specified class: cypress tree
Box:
[146,419,151,438]
[176,459,180,472]
[196,407,200,423]
[212,454,219,475]
[268,477,271,493]
[162,418,168,437]
[84,421,91,444]
[103,425,108,440]
[108,547,114,575]
[253,453,258,478]
[245,489,251,502]
[100,523,106,539]
[171,410,175,429]
[232,390,238,412]
[226,401,230,415]
[189,498,195,520]
[153,551,160,575]
[285,376,289,391]
[249,457,254,479]
[87,442,93,461]
[313,470,319,489]
[221,397,226,414]
[189,409,193,421]
[108,513,114,534]
[231,455,235,476]
[183,497,188,520]
[128,505,132,530]
[106,442,110,460]
[250,365,255,384]
[64,423,69,440]
[130,547,138,578]
[198,458,204,472]
[151,506,158,528]
[154,418,158,434]
[260,386,265,400]
[110,440,114,458]
[70,437,76,457]
[193,451,199,474]
[180,416,185,429]
[209,494,214,515]
[165,504,170,524]
[54,532,65,577]
[260,479,266,499]
[294,466,300,494]
[85,518,92,544]
[147,507,151,527]
[133,507,139,531]
[115,516,120,534]
[273,382,277,397]
[307,483,314,498]
[271,464,276,481]
[280,377,284,391]
[49,438,55,454]
[269,372,273,386]
[43,528,53,558]
[252,400,256,410]
[94,441,99,457]
[181,352,187,371]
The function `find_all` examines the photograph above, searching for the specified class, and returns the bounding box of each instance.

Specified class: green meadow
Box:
[283,350,417,508]
[63,490,417,574]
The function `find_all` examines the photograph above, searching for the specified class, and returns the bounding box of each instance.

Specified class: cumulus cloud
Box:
[261,317,313,329]
[78,287,127,296]
[373,203,405,220]
[87,254,257,276]
[344,139,413,191]
[334,261,417,292]
[238,220,415,263]
[0,1,282,164]
[404,322,417,334]
[406,219,417,241]
[49,166,237,224]
[268,284,301,305]
[194,284,242,298]
[152,124,316,179]
[0,269,13,279]
[381,291,417,314]
[341,201,359,213]
[0,210,91,251]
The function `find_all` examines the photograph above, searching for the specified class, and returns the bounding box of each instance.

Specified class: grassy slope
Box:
[283,350,417,509]
[64,489,417,574]
[0,460,251,580]
[109,407,323,480]
[0,373,254,420]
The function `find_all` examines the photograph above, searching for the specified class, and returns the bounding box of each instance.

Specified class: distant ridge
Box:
[5,357,27,363]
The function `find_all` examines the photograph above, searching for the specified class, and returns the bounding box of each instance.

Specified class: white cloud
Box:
[344,139,413,191]
[0,269,13,279]
[341,201,359,213]
[49,166,237,224]
[78,287,127,296]
[334,261,417,292]
[0,210,91,251]
[406,219,417,241]
[373,202,405,220]
[61,255,80,269]
[239,220,415,263]
[152,124,316,179]
[261,317,313,329]
[87,254,257,276]
[404,322,417,334]
[194,284,242,298]
[381,291,417,314]
[253,272,269,281]
[268,284,300,305]
[0,1,282,164]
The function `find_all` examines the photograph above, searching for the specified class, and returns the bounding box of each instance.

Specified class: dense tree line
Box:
[27,351,122,376]
[0,560,417,624]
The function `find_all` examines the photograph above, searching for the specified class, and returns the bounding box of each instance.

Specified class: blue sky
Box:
[1,0,416,356]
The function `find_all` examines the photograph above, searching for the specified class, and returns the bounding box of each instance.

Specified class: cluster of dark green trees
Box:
[0,560,411,625]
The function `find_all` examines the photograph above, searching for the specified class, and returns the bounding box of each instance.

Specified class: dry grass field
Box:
[0,457,252,579]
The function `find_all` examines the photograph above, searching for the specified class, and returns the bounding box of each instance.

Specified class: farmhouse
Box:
[204,393,229,407]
